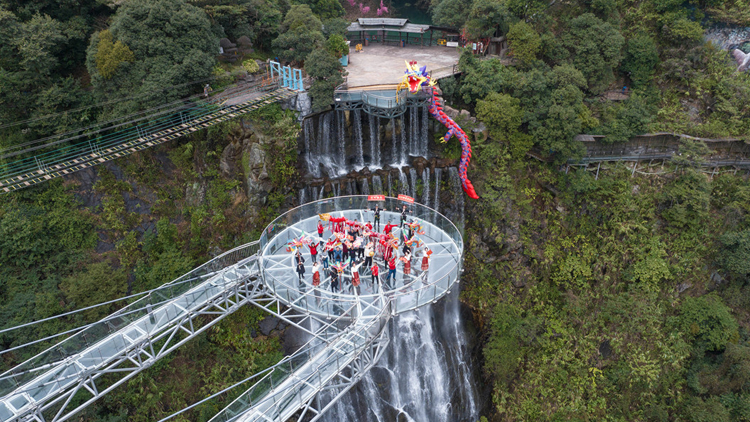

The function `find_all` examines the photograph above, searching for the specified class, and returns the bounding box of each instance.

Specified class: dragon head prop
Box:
[402,61,433,93]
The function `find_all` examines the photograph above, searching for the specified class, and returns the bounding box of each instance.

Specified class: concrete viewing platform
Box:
[344,45,461,89]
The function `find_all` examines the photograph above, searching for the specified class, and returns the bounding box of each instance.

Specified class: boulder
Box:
[259,316,280,336]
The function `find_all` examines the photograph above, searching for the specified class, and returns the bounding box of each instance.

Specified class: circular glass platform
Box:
[258,196,463,318]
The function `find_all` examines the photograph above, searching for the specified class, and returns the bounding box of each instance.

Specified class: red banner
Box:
[398,194,414,203]
[368,195,385,201]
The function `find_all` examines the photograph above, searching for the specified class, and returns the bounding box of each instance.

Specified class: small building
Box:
[346,18,455,48]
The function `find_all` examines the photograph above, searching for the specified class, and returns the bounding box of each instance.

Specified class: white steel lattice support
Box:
[5,264,264,422]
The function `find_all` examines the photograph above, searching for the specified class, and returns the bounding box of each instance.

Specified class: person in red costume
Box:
[308,241,319,262]
[383,220,396,235]
[317,220,324,237]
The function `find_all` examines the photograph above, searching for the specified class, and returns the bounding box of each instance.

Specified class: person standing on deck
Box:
[371,261,380,289]
[399,204,409,228]
[386,256,396,289]
[351,260,363,295]
[309,240,319,263]
[317,219,325,238]
[295,253,305,282]
[384,220,396,235]
[330,268,339,292]
[373,205,381,231]
[364,242,374,268]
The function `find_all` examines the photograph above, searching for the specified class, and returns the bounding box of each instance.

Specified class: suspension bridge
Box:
[0,62,304,194]
[0,196,463,422]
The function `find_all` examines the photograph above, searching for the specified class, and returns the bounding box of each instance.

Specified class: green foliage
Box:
[304,47,343,111]
[94,29,134,79]
[662,18,704,45]
[465,0,514,39]
[431,0,471,28]
[295,0,344,20]
[660,169,710,231]
[679,294,739,352]
[86,0,217,119]
[484,303,541,384]
[271,4,324,64]
[60,261,127,319]
[242,58,260,74]
[507,21,541,67]
[562,13,624,93]
[599,94,654,143]
[622,34,659,88]
[476,92,532,159]
[507,0,549,19]
[457,52,508,104]
[718,230,750,278]
[325,34,349,58]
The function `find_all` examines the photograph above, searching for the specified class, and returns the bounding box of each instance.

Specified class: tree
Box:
[679,294,739,352]
[562,13,624,94]
[326,34,349,58]
[621,34,659,88]
[296,0,344,20]
[431,0,471,29]
[86,0,218,119]
[507,21,541,67]
[272,5,325,64]
[304,47,343,111]
[94,29,134,79]
[465,0,514,39]
[506,0,548,19]
[457,51,509,104]
[476,92,532,159]
[718,230,750,279]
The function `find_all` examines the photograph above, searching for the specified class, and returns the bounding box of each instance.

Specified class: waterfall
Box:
[320,291,479,422]
[422,168,430,208]
[337,110,349,170]
[448,167,465,229]
[361,178,370,196]
[391,119,398,166]
[372,175,383,195]
[387,172,393,197]
[299,187,307,205]
[369,113,381,169]
[399,115,407,165]
[409,106,418,156]
[398,168,408,195]
[319,185,325,200]
[348,180,356,195]
[421,106,429,157]
[303,119,317,177]
[409,168,417,199]
[434,168,441,213]
[354,110,365,168]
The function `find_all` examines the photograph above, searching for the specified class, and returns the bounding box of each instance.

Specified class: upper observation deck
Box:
[257,196,464,320]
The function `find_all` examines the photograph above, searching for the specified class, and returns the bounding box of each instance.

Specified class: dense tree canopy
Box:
[271,4,324,64]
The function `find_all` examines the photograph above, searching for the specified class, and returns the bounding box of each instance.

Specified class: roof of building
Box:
[357,18,409,26]
[347,21,432,34]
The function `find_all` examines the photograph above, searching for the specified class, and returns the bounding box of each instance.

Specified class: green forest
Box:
[1,0,750,420]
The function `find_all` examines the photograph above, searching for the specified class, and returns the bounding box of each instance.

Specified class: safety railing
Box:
[0,241,260,398]
[258,196,463,318]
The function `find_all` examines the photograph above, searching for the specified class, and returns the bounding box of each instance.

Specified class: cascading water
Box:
[398,169,408,195]
[353,110,365,168]
[337,110,349,170]
[422,168,430,208]
[421,106,429,157]
[361,178,370,196]
[387,172,393,197]
[369,113,381,169]
[303,119,317,177]
[320,289,479,422]
[409,106,418,156]
[409,168,417,199]
[434,168,442,213]
[299,187,307,205]
[399,115,408,165]
[372,175,383,195]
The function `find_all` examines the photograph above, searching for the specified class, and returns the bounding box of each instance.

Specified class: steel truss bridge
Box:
[0,196,463,422]
[0,62,305,194]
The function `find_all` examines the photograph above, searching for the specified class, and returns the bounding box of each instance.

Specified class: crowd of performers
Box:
[287,204,433,296]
